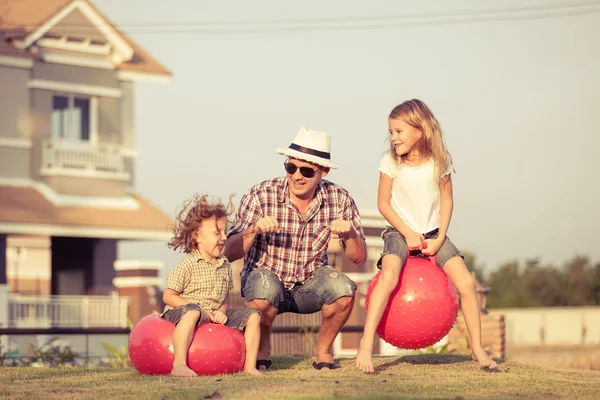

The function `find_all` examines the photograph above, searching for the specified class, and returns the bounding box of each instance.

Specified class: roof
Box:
[0,0,171,75]
[0,185,174,241]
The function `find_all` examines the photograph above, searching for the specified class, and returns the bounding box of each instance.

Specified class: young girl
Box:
[161,194,262,377]
[356,99,497,373]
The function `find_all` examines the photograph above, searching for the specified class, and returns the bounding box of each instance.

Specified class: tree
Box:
[563,255,593,306]
[462,251,486,283]
[486,261,537,308]
[521,258,566,307]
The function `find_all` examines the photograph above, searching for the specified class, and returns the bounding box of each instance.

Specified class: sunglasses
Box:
[284,161,323,178]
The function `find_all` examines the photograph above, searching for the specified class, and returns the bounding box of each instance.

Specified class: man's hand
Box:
[253,216,280,235]
[210,311,228,325]
[330,220,356,240]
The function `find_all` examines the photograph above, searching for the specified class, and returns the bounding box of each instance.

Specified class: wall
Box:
[0,65,31,139]
[489,307,600,345]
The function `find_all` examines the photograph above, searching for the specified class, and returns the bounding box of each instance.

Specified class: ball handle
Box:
[408,240,436,265]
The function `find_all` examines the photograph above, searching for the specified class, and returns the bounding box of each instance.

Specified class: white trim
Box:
[114,260,163,271]
[42,52,114,70]
[0,55,33,69]
[365,236,384,247]
[15,1,81,50]
[77,1,134,62]
[40,167,130,181]
[112,276,162,288]
[344,272,375,283]
[120,148,137,158]
[116,70,170,83]
[16,0,133,63]
[89,97,99,144]
[0,137,32,149]
[0,178,140,209]
[28,79,122,98]
[0,223,171,241]
[360,210,387,228]
[6,268,52,280]
[360,209,382,218]
[37,37,111,55]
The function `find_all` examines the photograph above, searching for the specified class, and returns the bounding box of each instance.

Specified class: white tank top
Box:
[379,152,453,234]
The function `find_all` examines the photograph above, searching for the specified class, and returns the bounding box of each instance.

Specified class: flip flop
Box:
[256,359,272,370]
[312,361,341,370]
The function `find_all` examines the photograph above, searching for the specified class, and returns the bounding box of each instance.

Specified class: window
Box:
[52,95,91,141]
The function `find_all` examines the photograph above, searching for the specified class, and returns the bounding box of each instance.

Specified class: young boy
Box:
[161,194,261,376]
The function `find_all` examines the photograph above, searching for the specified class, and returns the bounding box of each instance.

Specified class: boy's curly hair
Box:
[168,194,235,254]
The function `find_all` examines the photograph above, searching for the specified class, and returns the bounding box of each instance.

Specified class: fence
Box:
[6,293,129,329]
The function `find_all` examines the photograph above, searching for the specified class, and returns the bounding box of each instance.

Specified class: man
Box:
[224,126,367,371]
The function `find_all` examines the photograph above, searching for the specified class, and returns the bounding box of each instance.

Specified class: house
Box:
[0,0,173,333]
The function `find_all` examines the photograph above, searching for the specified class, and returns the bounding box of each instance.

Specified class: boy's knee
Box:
[179,309,202,324]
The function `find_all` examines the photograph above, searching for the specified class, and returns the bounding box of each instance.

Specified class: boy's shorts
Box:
[377,226,463,269]
[162,303,259,331]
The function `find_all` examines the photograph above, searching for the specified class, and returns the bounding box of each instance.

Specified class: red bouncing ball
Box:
[128,314,246,375]
[365,255,459,350]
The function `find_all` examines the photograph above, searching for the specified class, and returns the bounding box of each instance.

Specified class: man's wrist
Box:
[242,225,257,237]
[344,227,358,240]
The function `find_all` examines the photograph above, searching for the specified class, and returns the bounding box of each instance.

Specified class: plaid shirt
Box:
[162,250,233,314]
[227,177,365,289]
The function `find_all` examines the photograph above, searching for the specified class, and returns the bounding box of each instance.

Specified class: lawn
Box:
[2,354,600,400]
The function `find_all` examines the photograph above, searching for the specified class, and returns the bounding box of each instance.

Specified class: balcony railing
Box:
[6,293,129,328]
[41,139,129,180]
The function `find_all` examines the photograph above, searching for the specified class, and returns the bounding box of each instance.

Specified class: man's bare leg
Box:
[317,296,354,365]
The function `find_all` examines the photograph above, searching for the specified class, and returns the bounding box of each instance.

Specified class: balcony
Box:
[6,293,129,329]
[41,139,130,181]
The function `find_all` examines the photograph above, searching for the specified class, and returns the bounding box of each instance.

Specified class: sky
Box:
[89,0,600,282]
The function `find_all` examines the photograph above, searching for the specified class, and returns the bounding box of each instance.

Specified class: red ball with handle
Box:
[365,250,459,349]
[128,314,246,375]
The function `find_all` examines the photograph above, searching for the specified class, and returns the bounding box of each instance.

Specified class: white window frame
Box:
[51,94,98,144]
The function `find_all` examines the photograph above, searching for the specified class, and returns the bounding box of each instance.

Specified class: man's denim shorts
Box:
[377,226,463,269]
[241,266,357,314]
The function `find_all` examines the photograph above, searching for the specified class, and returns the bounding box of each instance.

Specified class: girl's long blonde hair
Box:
[388,99,452,181]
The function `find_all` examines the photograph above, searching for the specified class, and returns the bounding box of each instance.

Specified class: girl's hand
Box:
[210,311,228,325]
[406,231,425,251]
[422,238,444,256]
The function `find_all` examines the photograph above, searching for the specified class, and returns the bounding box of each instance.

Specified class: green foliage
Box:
[29,338,78,366]
[411,342,449,355]
[467,252,600,308]
[100,342,130,368]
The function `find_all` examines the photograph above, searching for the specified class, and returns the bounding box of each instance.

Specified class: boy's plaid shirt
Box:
[227,177,365,289]
[162,250,233,314]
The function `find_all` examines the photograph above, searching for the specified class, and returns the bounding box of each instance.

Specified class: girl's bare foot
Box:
[355,339,375,373]
[171,364,198,377]
[244,367,262,376]
[472,348,497,369]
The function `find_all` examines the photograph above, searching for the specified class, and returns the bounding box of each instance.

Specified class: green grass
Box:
[2,354,600,399]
